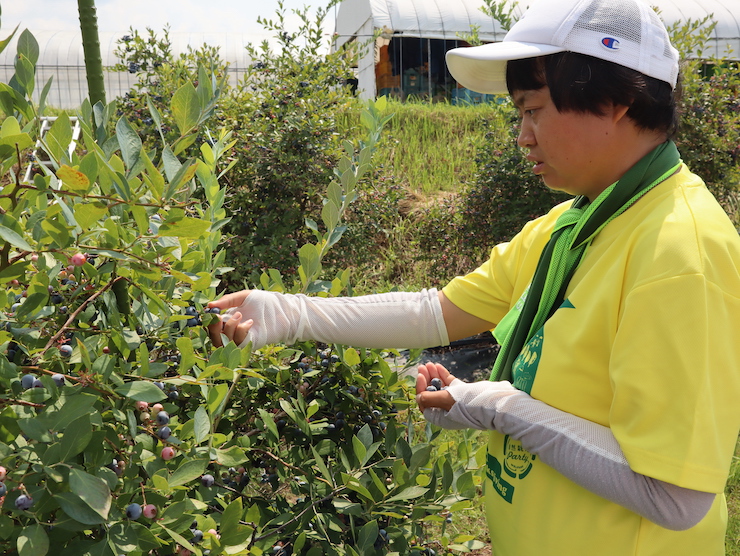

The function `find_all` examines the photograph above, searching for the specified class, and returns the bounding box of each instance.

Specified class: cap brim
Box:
[446,42,565,94]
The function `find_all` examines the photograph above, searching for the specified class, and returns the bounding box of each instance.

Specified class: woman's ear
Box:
[610,103,631,125]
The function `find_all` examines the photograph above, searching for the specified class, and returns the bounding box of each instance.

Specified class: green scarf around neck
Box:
[490,141,682,393]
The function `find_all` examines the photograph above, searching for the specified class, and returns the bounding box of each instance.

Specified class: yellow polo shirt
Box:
[442,166,740,555]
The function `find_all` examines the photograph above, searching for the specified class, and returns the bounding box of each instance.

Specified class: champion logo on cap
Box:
[601,37,620,50]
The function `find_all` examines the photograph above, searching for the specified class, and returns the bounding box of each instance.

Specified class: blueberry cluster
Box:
[426,377,443,392]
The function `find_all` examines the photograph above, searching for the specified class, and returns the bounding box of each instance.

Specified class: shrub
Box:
[0,27,483,556]
[113,25,231,154]
[669,17,740,223]
[218,2,363,289]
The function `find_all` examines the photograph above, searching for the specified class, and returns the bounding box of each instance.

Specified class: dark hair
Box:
[506,52,681,138]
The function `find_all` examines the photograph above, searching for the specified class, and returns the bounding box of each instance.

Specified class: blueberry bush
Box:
[113,25,231,155]
[215,1,364,287]
[669,17,740,222]
[0,26,484,556]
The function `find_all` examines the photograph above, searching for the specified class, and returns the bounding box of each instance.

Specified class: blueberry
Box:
[185,318,199,327]
[21,374,35,390]
[0,483,6,496]
[430,378,443,390]
[60,345,73,357]
[154,381,165,390]
[157,426,171,440]
[125,503,142,519]
[184,307,198,317]
[155,411,170,426]
[168,390,179,401]
[192,529,204,543]
[205,307,221,314]
[51,294,63,304]
[52,374,65,387]
[426,386,438,392]
[201,474,215,487]
[15,494,33,510]
[32,378,44,388]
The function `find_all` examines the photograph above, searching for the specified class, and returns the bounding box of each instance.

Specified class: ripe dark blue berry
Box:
[156,411,170,426]
[430,378,443,390]
[201,474,215,487]
[52,374,65,387]
[0,483,7,496]
[60,345,73,357]
[157,426,171,440]
[15,494,33,510]
[192,529,204,543]
[125,503,142,519]
[21,374,35,390]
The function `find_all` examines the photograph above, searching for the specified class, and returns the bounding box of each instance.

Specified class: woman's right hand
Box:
[207,291,255,347]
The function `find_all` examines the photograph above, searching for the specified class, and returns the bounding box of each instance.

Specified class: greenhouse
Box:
[0,30,256,109]
[333,0,740,101]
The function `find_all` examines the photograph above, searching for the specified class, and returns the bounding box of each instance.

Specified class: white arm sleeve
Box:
[222,288,449,351]
[423,379,715,531]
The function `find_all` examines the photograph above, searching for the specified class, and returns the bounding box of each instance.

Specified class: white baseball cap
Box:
[446,0,680,94]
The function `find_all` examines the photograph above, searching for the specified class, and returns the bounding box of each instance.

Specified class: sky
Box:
[1,0,338,43]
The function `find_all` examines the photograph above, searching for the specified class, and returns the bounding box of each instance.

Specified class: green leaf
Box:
[298,243,321,283]
[17,418,53,442]
[0,24,19,58]
[107,522,140,553]
[115,381,166,403]
[310,446,333,484]
[115,117,142,171]
[59,415,92,461]
[352,436,367,466]
[206,383,229,416]
[17,29,39,65]
[169,458,208,487]
[14,292,47,320]
[13,54,35,96]
[193,405,210,445]
[54,492,106,525]
[321,200,340,231]
[219,497,252,548]
[158,216,210,238]
[171,82,201,136]
[41,392,97,432]
[385,485,429,502]
[73,202,108,231]
[357,520,379,556]
[17,524,48,556]
[215,446,248,467]
[176,336,195,372]
[340,473,375,502]
[279,399,299,423]
[69,468,111,520]
[0,225,33,251]
[342,347,361,366]
[44,112,73,163]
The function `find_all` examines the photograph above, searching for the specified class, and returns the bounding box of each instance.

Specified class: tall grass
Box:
[338,98,511,196]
